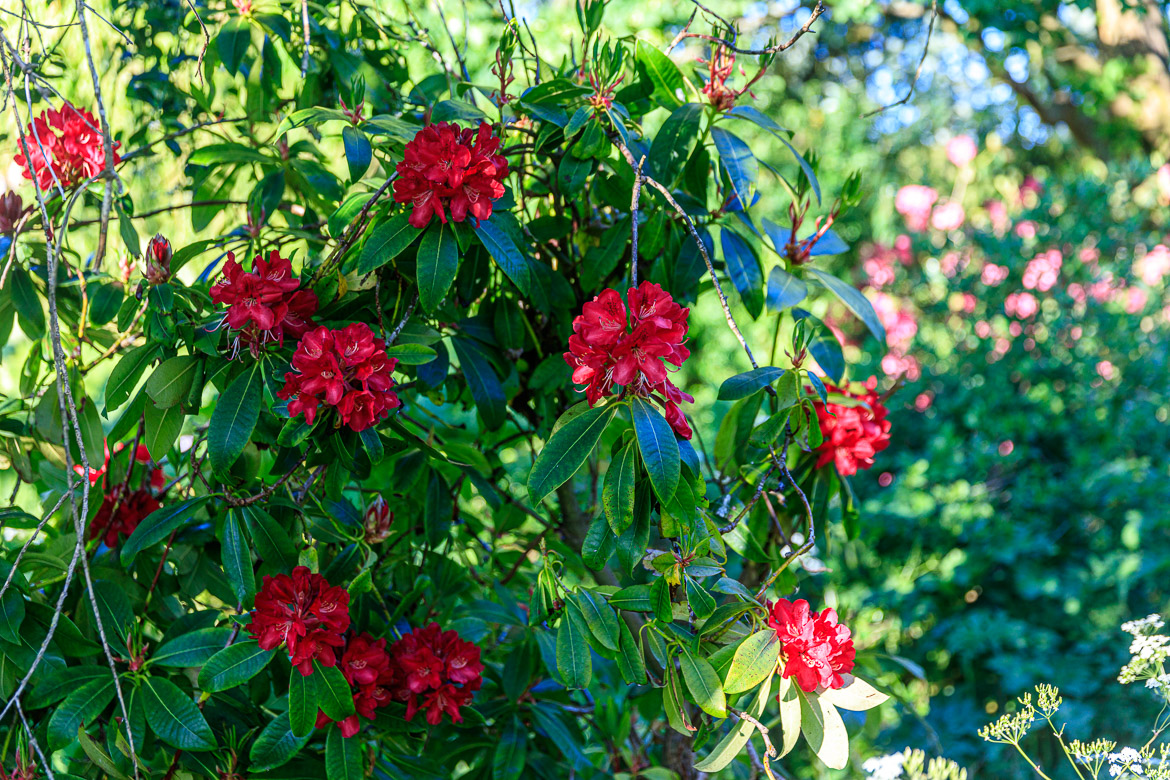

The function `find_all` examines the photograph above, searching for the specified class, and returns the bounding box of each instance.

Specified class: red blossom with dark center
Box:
[810,376,892,476]
[392,122,509,229]
[14,103,121,192]
[767,598,856,693]
[278,323,401,432]
[246,566,351,676]
[210,250,318,357]
[387,622,483,726]
[316,632,399,737]
[564,281,695,438]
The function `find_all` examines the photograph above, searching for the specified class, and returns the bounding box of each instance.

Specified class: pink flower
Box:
[766,599,856,693]
[981,263,1009,287]
[946,135,978,167]
[1096,360,1116,380]
[871,292,917,352]
[895,185,938,232]
[930,201,965,231]
[1125,286,1149,314]
[1023,249,1062,292]
[1015,220,1037,240]
[1135,245,1170,286]
[984,199,1010,233]
[1005,291,1039,319]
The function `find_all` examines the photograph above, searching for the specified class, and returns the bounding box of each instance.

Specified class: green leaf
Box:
[143,676,216,751]
[198,640,274,693]
[777,675,801,757]
[556,613,591,689]
[356,213,419,274]
[581,512,615,571]
[383,343,437,365]
[630,397,680,503]
[766,264,808,311]
[120,497,209,566]
[572,590,620,651]
[684,577,716,621]
[711,127,758,205]
[47,677,115,750]
[288,669,318,738]
[681,652,727,718]
[450,338,506,430]
[242,505,298,572]
[0,586,25,644]
[799,690,849,769]
[649,103,702,182]
[806,268,885,342]
[220,510,255,606]
[104,344,158,412]
[27,666,111,709]
[416,221,459,313]
[326,725,363,780]
[609,584,653,612]
[10,267,45,340]
[723,630,780,694]
[143,401,184,461]
[342,126,372,182]
[528,405,616,503]
[90,581,133,649]
[663,664,695,735]
[314,660,356,720]
[616,617,647,685]
[636,41,685,108]
[693,676,773,772]
[249,711,312,772]
[77,721,131,780]
[208,363,262,472]
[492,715,527,780]
[650,576,673,623]
[151,627,233,668]
[603,440,637,534]
[721,228,763,318]
[718,367,785,401]
[217,16,252,76]
[475,217,531,294]
[145,356,199,409]
[820,674,889,711]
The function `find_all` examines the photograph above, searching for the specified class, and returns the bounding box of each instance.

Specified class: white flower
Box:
[1122,615,1165,636]
[863,753,906,780]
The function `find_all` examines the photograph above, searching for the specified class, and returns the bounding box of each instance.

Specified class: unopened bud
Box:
[144,234,172,285]
[0,192,22,234]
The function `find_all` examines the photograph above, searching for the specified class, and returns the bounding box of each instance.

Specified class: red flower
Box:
[393,122,509,228]
[767,598,856,693]
[210,250,318,357]
[316,632,399,737]
[89,487,159,548]
[144,234,172,285]
[388,622,482,726]
[811,377,892,476]
[246,566,351,676]
[14,103,121,192]
[278,323,401,432]
[564,281,694,438]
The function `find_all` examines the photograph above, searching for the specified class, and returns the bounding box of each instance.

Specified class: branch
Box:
[861,0,937,118]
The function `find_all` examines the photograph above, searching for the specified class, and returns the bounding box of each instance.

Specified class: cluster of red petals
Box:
[393,121,509,228]
[563,282,694,438]
[316,633,397,737]
[278,323,401,432]
[247,567,352,676]
[89,487,160,548]
[14,103,121,191]
[767,598,856,693]
[387,622,483,726]
[210,250,318,357]
[811,377,891,476]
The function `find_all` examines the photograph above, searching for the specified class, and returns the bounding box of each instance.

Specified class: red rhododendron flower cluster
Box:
[278,323,401,432]
[210,250,318,357]
[316,633,397,737]
[247,566,351,676]
[387,622,483,725]
[767,598,856,693]
[14,103,121,191]
[563,281,694,439]
[89,487,160,548]
[811,377,891,476]
[393,121,509,228]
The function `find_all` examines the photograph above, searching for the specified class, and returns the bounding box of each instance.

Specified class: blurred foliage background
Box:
[3,0,1169,776]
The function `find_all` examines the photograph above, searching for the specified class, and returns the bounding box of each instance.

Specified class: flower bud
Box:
[363,496,392,543]
[0,192,21,234]
[144,234,172,285]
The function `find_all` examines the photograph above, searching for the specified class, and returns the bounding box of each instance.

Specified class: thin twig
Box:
[861,0,938,118]
[629,155,645,287]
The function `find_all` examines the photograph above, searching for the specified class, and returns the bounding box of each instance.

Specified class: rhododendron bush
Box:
[0,2,932,779]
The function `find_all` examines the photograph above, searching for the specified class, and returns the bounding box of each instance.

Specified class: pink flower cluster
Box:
[278,323,401,432]
[811,377,892,476]
[946,135,978,167]
[14,103,121,191]
[894,185,938,232]
[1135,245,1170,287]
[1023,249,1062,292]
[210,251,319,357]
[861,238,912,289]
[563,282,694,439]
[767,598,856,693]
[1004,291,1039,319]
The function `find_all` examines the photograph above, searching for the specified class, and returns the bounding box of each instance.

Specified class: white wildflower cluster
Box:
[864,752,907,780]
[1118,614,1170,690]
[864,749,967,780]
[1108,747,1144,777]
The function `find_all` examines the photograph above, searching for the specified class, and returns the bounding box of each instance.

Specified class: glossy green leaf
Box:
[636,41,685,108]
[799,690,849,769]
[143,676,216,751]
[723,630,780,694]
[416,221,459,313]
[680,651,727,718]
[47,677,115,750]
[208,363,262,472]
[766,264,808,311]
[326,723,363,780]
[556,613,591,689]
[145,356,199,409]
[476,217,531,294]
[217,17,252,75]
[630,397,680,503]
[528,405,616,502]
[198,640,274,692]
[288,669,318,738]
[573,590,620,651]
[104,344,158,412]
[616,617,647,685]
[356,213,419,274]
[314,660,356,720]
[694,675,773,772]
[492,715,527,780]
[603,440,637,534]
[721,228,764,318]
[712,127,758,204]
[807,267,885,342]
[249,711,312,772]
[143,401,184,461]
[718,366,785,401]
[120,497,209,566]
[151,627,234,668]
